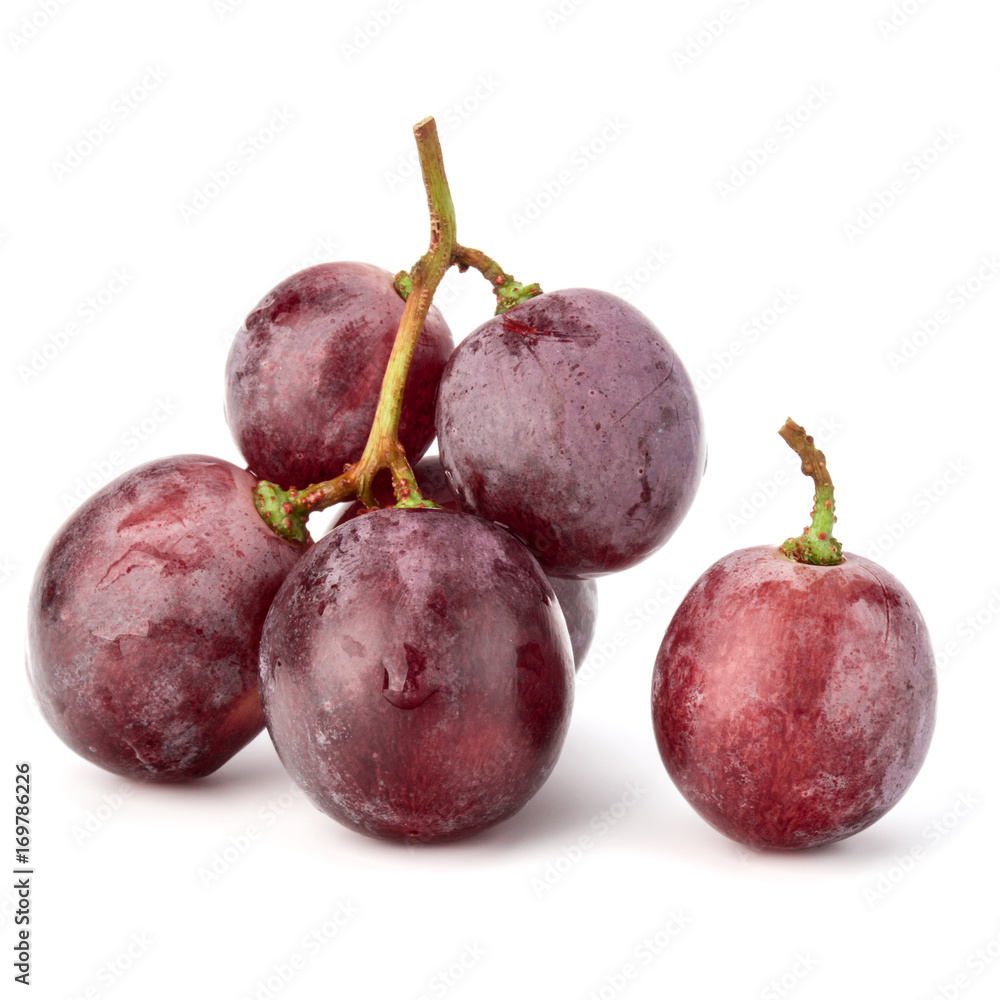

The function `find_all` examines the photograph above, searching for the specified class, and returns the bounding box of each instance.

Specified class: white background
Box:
[4,1,999,997]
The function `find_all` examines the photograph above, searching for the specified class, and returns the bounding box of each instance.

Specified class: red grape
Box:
[260,507,575,842]
[225,262,453,487]
[547,574,598,668]
[651,546,936,849]
[435,288,705,577]
[27,455,306,781]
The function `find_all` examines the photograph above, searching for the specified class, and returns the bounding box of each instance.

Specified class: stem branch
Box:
[255,117,458,541]
[452,245,542,314]
[253,118,547,543]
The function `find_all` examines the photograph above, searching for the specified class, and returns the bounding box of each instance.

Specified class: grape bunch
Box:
[26,117,934,850]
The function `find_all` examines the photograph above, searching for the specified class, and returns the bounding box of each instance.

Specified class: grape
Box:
[546,574,598,668]
[27,455,306,781]
[651,546,936,849]
[329,456,599,667]
[435,288,705,577]
[224,262,453,487]
[260,508,575,842]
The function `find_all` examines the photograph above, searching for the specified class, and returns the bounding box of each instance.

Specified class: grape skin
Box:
[436,288,705,577]
[651,546,937,849]
[27,455,306,781]
[261,507,575,842]
[225,262,453,488]
[547,574,598,669]
[329,456,599,668]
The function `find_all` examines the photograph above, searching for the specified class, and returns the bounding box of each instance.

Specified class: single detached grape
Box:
[27,455,306,781]
[225,261,453,487]
[652,546,936,850]
[260,508,575,842]
[435,288,705,577]
[329,455,599,667]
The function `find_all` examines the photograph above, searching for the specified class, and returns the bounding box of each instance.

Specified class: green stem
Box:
[778,418,843,566]
[394,246,542,314]
[254,118,548,544]
[354,117,456,505]
[452,245,543,314]
[254,116,457,542]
